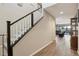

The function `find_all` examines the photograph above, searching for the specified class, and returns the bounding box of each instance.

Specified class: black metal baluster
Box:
[31,13,34,27]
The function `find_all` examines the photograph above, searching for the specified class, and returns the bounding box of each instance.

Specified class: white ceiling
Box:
[42,3,56,8]
[45,3,78,20]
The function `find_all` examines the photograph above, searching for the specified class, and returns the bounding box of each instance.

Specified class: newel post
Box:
[7,21,13,56]
[31,13,34,27]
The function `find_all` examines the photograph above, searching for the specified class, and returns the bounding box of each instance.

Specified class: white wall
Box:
[13,11,56,56]
[56,17,70,24]
[43,3,56,8]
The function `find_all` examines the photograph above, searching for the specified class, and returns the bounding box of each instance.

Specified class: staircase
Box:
[0,3,43,56]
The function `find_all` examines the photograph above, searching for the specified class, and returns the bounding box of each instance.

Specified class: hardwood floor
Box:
[34,35,79,56]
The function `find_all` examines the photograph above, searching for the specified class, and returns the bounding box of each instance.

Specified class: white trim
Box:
[30,41,53,56]
[77,49,79,54]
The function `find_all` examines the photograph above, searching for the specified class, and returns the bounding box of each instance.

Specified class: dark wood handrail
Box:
[10,7,41,25]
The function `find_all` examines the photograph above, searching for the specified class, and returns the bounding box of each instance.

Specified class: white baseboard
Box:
[77,49,79,54]
[30,41,53,56]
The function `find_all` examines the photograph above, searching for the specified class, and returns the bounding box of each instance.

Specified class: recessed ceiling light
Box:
[60,11,63,14]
